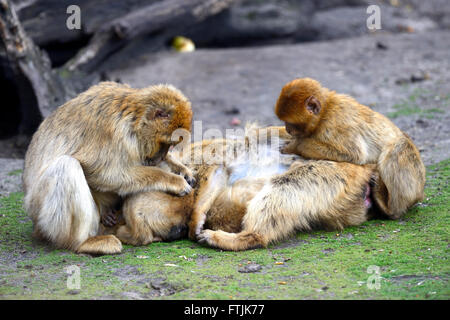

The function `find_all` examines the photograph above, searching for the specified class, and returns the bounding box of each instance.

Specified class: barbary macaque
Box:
[109,132,380,251]
[23,81,194,254]
[274,78,426,219]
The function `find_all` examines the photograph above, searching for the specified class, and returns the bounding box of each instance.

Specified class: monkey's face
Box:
[284,121,310,138]
[275,78,324,137]
[145,143,171,166]
[136,84,193,163]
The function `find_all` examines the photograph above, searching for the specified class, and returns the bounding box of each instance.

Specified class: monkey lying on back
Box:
[104,134,381,251]
[273,78,426,219]
[23,82,194,255]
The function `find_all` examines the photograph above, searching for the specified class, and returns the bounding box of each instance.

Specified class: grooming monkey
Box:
[23,81,194,255]
[273,78,426,219]
[107,131,379,251]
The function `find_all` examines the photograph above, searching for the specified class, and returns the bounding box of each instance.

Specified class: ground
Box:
[0,31,449,300]
[0,159,448,299]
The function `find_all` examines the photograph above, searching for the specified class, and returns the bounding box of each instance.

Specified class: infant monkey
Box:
[274,78,426,218]
[23,81,194,255]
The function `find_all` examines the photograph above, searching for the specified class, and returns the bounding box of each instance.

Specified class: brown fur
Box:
[198,160,377,251]
[23,81,194,254]
[274,78,426,219]
[112,134,379,251]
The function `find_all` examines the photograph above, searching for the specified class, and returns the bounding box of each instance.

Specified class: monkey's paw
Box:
[182,172,196,188]
[197,230,216,247]
[188,219,204,240]
[281,141,299,155]
[169,176,193,197]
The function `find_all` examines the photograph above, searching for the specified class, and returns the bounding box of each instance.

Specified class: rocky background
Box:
[0,0,449,196]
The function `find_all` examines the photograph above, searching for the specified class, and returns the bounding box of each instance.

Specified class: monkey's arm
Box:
[100,165,192,197]
[263,126,292,141]
[164,153,196,187]
[250,126,293,145]
[283,138,358,163]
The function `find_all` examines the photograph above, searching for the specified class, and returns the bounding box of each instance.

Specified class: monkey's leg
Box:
[198,229,266,251]
[115,225,155,246]
[198,174,370,251]
[25,156,122,255]
[188,165,228,240]
[114,192,178,246]
[376,141,426,219]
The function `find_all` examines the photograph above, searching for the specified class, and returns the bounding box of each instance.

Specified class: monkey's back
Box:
[23,82,137,193]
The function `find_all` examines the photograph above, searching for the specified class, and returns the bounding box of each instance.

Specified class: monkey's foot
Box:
[76,235,122,255]
[197,229,216,247]
[198,229,266,251]
[188,217,206,240]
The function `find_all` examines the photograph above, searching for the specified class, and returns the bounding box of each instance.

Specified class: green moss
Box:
[387,89,446,119]
[7,169,23,177]
[0,160,448,300]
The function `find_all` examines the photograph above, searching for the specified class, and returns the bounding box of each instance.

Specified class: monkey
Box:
[23,81,195,255]
[197,160,379,251]
[101,190,194,246]
[107,129,380,251]
[273,78,426,219]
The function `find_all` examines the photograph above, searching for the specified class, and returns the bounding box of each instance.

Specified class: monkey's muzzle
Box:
[145,143,171,166]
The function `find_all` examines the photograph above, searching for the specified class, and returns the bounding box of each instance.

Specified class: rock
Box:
[238,263,262,273]
[67,289,80,295]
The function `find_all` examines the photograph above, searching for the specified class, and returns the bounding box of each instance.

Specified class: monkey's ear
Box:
[147,108,170,120]
[305,96,321,115]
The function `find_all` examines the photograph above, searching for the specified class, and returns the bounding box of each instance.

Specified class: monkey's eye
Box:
[154,109,170,119]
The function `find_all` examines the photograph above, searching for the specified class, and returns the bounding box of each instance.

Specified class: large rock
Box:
[109,30,450,165]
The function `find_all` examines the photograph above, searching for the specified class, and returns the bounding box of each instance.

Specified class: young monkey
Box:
[274,78,426,219]
[107,136,380,251]
[23,82,195,255]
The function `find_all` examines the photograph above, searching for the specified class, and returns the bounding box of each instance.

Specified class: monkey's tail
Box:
[375,137,426,219]
[24,155,99,250]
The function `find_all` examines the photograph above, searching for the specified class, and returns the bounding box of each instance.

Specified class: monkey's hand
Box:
[281,141,299,155]
[166,174,193,197]
[180,169,196,188]
[101,208,119,227]
[165,154,196,188]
